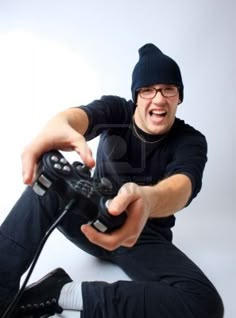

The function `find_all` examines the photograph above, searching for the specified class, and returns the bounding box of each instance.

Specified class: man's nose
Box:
[152,90,166,103]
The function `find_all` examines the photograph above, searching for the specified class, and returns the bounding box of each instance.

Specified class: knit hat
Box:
[131,43,184,103]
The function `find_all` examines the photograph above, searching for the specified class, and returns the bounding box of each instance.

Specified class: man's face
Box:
[134,84,180,135]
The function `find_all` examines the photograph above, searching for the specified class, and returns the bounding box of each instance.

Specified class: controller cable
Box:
[2,198,77,318]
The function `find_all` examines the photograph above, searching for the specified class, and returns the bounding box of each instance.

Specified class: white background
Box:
[0,1,235,317]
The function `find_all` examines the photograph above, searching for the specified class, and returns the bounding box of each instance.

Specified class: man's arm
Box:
[21,107,95,184]
[61,107,90,135]
[143,173,192,218]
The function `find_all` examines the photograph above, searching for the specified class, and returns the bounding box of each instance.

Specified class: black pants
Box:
[0,187,224,318]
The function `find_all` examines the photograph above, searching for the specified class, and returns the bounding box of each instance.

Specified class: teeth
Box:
[151,110,166,115]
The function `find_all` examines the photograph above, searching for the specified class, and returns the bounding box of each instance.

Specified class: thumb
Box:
[108,193,131,216]
[108,182,141,216]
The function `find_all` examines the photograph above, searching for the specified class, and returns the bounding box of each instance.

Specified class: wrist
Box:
[142,186,159,218]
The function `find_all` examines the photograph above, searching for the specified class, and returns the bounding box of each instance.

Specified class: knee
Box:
[202,288,224,318]
[182,281,224,318]
[212,291,224,318]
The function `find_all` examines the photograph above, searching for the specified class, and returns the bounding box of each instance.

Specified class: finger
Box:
[73,136,95,168]
[77,146,95,168]
[81,211,141,251]
[81,224,121,251]
[21,149,39,184]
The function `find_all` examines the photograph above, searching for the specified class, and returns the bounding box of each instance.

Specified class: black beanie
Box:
[131,43,184,103]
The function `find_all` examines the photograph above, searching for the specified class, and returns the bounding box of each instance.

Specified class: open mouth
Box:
[149,109,167,118]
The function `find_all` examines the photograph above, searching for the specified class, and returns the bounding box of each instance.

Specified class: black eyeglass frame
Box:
[137,86,179,99]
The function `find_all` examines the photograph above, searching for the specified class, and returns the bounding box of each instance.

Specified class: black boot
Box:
[16,268,72,317]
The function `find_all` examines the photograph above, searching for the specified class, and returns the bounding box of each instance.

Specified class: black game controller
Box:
[32,150,126,232]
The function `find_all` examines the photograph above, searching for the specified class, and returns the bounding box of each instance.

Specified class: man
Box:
[0,43,224,317]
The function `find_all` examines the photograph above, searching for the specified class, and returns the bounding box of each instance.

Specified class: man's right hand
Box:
[21,108,95,185]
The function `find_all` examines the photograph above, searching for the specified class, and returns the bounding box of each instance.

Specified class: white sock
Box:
[58,282,83,311]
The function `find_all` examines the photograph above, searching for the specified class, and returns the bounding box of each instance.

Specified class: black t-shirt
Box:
[80,95,207,228]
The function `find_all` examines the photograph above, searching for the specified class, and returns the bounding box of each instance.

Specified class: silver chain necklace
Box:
[132,121,167,144]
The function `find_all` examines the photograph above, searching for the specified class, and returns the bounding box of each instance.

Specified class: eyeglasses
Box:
[137,86,179,99]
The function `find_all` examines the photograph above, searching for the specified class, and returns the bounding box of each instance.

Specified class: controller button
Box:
[50,155,59,162]
[32,182,46,196]
[38,174,52,188]
[93,220,108,233]
[105,199,111,209]
[53,163,62,170]
[62,165,71,173]
[60,158,68,164]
